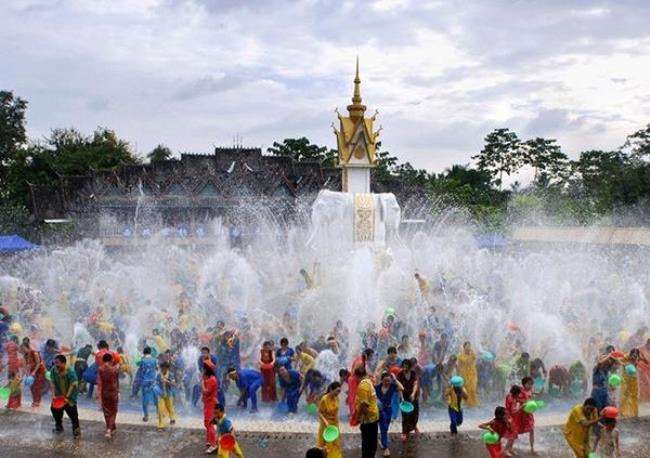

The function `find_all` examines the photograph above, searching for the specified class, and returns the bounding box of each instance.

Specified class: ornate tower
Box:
[333,58,381,193]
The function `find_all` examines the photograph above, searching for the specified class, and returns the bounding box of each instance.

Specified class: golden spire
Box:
[347,56,366,119]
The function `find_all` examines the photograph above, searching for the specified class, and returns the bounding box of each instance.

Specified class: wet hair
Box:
[339,369,350,378]
[46,339,57,347]
[522,376,533,386]
[463,341,471,348]
[521,352,530,359]
[227,367,237,375]
[387,346,397,355]
[601,417,617,427]
[381,371,391,381]
[203,364,215,377]
[305,448,327,458]
[160,361,170,369]
[143,346,152,355]
[98,340,109,350]
[55,354,66,364]
[280,337,289,346]
[363,348,375,357]
[495,406,506,420]
[401,359,412,369]
[214,403,225,413]
[327,382,342,393]
[354,367,367,378]
[441,333,448,339]
[604,345,615,354]
[583,397,597,408]
[509,385,522,396]
[200,346,210,353]
[102,353,113,363]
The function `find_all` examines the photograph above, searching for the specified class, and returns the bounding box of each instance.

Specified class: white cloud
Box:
[1,0,649,173]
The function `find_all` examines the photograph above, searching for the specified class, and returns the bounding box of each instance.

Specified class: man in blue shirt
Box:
[136,346,158,422]
[278,366,302,414]
[227,367,263,413]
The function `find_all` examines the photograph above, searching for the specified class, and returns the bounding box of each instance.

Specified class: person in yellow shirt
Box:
[295,344,315,375]
[355,367,379,458]
[457,342,479,408]
[149,328,169,353]
[316,382,343,458]
[563,398,599,458]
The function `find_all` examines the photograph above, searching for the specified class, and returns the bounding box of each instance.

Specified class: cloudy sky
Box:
[2,0,649,173]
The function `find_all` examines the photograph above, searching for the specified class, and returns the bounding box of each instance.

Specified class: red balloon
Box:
[610,351,625,359]
[219,433,236,451]
[51,396,66,409]
[390,366,401,376]
[602,406,619,419]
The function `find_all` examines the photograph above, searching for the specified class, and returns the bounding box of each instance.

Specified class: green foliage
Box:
[147,144,173,162]
[430,164,509,222]
[522,137,569,184]
[472,128,522,188]
[267,137,337,166]
[43,127,140,176]
[0,91,28,169]
[623,122,650,158]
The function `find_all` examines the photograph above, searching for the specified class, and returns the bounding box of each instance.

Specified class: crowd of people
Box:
[1,269,650,458]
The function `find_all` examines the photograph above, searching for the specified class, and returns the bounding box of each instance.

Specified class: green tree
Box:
[622,122,650,159]
[0,91,28,176]
[391,161,431,188]
[267,137,337,166]
[521,137,569,185]
[44,126,140,175]
[472,128,522,189]
[148,144,173,162]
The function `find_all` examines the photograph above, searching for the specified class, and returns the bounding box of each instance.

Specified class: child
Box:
[156,361,176,431]
[447,379,468,436]
[211,403,244,457]
[517,377,536,455]
[6,372,22,409]
[594,417,621,458]
[479,406,513,458]
[504,385,522,455]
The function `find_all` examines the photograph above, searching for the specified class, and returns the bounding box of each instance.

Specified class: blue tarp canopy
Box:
[0,235,39,252]
[475,233,508,249]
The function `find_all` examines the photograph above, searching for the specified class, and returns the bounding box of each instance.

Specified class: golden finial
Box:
[347,56,366,119]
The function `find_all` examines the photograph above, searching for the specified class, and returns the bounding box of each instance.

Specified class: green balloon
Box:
[306,403,318,415]
[523,400,538,414]
[45,370,52,381]
[482,431,500,445]
[608,374,622,387]
[385,307,396,316]
[0,387,11,400]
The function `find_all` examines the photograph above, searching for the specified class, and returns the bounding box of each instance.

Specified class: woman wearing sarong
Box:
[638,339,650,403]
[397,359,419,440]
[316,382,342,458]
[457,342,479,407]
[258,341,277,402]
[21,337,46,407]
[620,348,648,417]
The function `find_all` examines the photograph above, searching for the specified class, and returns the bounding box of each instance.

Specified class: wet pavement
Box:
[2,409,650,457]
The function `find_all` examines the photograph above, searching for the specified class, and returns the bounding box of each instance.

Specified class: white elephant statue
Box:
[308,190,401,247]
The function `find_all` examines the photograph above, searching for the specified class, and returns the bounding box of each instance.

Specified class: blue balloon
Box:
[451,375,464,387]
[278,356,289,366]
[24,375,35,386]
